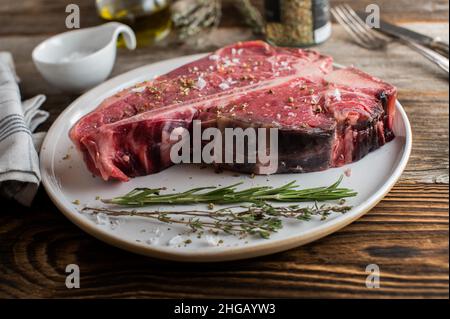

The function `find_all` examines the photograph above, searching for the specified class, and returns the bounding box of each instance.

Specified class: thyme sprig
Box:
[103,176,356,207]
[83,202,352,239]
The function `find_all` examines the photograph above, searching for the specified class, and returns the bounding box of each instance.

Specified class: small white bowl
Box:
[32,22,136,93]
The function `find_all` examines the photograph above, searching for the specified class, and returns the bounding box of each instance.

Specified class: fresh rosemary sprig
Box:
[83,202,352,239]
[102,176,356,207]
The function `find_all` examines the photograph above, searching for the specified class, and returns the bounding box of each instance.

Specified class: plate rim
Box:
[40,54,413,262]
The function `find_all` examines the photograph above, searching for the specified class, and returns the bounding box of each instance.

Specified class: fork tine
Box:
[335,6,377,48]
[340,5,380,44]
[331,7,374,49]
[338,5,384,49]
[342,4,388,45]
[333,4,387,50]
[335,4,448,73]
[336,6,378,48]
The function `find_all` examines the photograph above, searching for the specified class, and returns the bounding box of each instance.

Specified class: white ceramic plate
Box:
[40,54,412,262]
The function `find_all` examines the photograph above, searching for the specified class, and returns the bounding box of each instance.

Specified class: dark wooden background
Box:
[0,0,448,298]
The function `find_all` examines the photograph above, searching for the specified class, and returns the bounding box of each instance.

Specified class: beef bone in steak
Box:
[69,41,396,182]
[70,41,332,149]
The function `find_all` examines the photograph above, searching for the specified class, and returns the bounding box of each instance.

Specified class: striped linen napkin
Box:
[0,52,49,206]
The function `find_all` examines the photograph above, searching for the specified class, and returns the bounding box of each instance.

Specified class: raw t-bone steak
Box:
[70,41,396,182]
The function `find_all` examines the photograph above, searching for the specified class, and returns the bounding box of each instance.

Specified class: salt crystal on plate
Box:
[344,168,352,177]
[205,235,219,246]
[167,235,184,247]
[109,218,121,230]
[96,213,109,225]
[145,227,162,245]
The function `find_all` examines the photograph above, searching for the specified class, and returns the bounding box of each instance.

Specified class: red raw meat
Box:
[69,41,396,182]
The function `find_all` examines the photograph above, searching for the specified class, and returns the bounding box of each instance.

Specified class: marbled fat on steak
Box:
[70,41,396,182]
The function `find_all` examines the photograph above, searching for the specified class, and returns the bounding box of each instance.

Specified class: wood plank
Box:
[249,0,450,23]
[0,0,448,299]
[330,0,449,23]
[0,183,447,298]
[401,98,449,184]
[0,0,448,36]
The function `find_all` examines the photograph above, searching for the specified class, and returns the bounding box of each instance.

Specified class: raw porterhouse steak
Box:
[70,41,396,182]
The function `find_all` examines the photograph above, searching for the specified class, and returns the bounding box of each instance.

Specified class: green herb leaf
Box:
[102,176,357,207]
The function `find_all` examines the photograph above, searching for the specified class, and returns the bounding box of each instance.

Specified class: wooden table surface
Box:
[0,0,448,299]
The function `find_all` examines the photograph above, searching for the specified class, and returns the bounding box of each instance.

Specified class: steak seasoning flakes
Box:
[265,0,331,47]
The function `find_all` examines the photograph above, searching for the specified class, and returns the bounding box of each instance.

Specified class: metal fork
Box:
[331,4,449,74]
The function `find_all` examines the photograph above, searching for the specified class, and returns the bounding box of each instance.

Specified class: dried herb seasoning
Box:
[265,0,331,47]
[84,202,353,239]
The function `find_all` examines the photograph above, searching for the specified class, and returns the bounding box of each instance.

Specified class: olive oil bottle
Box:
[96,0,172,47]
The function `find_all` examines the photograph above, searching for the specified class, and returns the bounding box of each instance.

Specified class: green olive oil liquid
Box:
[96,0,172,47]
